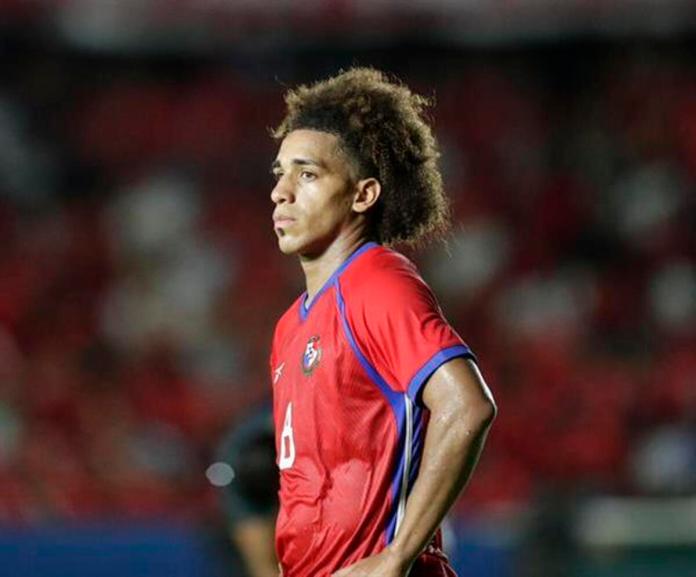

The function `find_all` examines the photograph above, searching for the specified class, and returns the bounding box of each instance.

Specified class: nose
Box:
[271,174,294,205]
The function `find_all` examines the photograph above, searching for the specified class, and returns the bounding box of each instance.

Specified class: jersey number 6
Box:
[279,402,296,470]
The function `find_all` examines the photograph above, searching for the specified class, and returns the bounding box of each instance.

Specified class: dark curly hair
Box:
[273,67,450,247]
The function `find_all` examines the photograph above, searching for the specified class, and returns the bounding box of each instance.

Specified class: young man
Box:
[269,68,496,577]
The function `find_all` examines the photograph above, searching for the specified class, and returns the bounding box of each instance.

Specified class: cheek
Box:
[304,187,351,226]
[319,198,352,232]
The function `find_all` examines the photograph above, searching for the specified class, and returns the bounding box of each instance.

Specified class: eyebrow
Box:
[271,157,326,172]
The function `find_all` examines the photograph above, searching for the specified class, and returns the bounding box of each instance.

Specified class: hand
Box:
[332,548,410,577]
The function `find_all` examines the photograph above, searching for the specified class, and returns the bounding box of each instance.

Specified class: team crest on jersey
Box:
[301,335,322,376]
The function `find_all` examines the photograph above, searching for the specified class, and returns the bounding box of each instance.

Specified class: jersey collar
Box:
[299,241,380,322]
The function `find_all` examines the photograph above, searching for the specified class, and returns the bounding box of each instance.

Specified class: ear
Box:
[352,178,381,214]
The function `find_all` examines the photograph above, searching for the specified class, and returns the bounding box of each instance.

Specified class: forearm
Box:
[388,387,495,567]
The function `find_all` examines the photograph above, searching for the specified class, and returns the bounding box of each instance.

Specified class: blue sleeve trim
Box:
[406,345,476,404]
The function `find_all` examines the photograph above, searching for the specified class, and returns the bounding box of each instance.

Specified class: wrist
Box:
[385,542,417,572]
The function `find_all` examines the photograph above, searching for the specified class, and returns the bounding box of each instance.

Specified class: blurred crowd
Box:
[0,43,694,526]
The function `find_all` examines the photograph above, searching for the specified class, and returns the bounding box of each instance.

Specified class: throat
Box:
[302,259,337,308]
[301,238,371,307]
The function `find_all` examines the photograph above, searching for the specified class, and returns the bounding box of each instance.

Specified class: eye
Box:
[300,170,316,181]
[272,171,283,181]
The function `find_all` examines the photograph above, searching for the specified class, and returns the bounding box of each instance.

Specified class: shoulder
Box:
[350,243,419,275]
[340,244,434,308]
[337,244,467,397]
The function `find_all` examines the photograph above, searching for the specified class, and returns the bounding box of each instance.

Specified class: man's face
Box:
[271,129,358,258]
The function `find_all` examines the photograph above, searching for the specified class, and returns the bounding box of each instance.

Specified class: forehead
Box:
[275,129,343,166]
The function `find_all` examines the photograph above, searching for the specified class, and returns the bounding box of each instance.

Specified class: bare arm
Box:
[388,357,496,568]
[333,357,496,577]
[231,517,279,577]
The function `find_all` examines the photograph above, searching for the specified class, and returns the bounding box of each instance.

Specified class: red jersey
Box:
[271,242,473,577]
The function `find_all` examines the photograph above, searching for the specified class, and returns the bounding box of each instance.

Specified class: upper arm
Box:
[422,357,497,423]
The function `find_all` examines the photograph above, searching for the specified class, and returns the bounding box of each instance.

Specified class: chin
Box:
[277,235,301,255]
[279,245,298,256]
[277,232,327,259]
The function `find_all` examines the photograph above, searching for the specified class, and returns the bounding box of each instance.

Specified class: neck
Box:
[300,229,371,306]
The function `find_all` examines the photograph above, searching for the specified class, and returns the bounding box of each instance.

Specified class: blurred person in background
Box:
[214,406,278,577]
[268,68,497,577]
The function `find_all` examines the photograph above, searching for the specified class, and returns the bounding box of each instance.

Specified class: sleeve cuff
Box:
[406,344,476,405]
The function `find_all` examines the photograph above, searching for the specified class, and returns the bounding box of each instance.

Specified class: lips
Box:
[273,213,296,229]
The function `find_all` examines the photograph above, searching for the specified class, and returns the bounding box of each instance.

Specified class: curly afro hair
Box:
[273,67,450,248]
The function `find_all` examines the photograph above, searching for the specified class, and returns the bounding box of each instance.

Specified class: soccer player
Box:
[269,68,497,577]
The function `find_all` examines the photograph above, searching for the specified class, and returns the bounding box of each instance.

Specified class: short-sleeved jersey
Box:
[271,242,474,577]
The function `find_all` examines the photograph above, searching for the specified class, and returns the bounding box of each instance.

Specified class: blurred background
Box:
[1,1,695,576]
